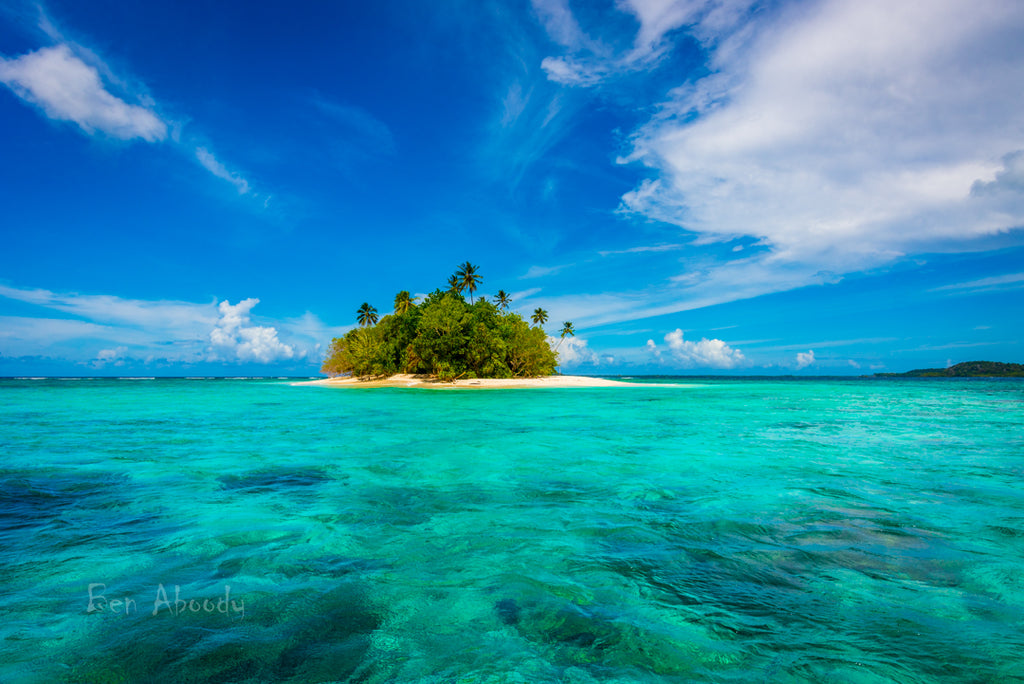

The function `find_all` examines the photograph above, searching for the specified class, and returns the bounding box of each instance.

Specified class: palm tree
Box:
[394,291,415,315]
[357,303,378,327]
[456,261,482,304]
[446,274,463,296]
[496,290,511,310]
[555,321,575,350]
[531,308,549,327]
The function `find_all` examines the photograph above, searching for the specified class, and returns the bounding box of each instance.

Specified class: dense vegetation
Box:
[875,361,1024,378]
[321,264,574,381]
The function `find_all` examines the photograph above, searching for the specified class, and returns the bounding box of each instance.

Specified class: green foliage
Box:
[321,272,558,379]
[356,302,378,327]
[456,261,482,304]
[393,290,415,315]
[876,361,1024,378]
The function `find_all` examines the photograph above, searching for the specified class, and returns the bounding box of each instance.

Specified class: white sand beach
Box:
[293,373,642,389]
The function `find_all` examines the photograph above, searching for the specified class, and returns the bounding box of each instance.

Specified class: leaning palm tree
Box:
[393,290,415,315]
[555,321,575,350]
[531,308,549,327]
[496,290,511,310]
[357,303,378,327]
[456,261,482,304]
[446,274,463,296]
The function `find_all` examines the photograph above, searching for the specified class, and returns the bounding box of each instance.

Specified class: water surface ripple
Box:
[1,378,1022,682]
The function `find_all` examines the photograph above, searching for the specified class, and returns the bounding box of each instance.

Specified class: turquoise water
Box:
[1,377,1022,683]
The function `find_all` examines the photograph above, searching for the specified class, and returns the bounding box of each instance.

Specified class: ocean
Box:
[1,377,1022,682]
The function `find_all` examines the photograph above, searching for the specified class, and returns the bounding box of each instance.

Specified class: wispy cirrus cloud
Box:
[930,272,1024,294]
[521,263,574,279]
[0,283,331,366]
[309,95,395,156]
[196,147,251,195]
[0,10,261,200]
[598,243,684,257]
[0,44,167,141]
[535,0,753,86]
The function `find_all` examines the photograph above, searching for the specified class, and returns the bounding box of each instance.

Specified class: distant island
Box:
[875,361,1024,378]
[321,263,575,381]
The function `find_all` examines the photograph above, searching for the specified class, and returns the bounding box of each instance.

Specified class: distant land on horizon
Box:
[874,361,1024,378]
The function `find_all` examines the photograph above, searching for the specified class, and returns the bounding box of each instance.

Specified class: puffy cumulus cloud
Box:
[0,44,166,141]
[93,346,129,368]
[622,0,1024,275]
[548,335,599,366]
[209,299,296,363]
[653,329,746,368]
[796,350,815,369]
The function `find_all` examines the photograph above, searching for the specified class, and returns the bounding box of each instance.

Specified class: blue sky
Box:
[1,0,1022,376]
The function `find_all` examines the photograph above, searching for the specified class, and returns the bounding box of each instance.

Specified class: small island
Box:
[875,361,1024,378]
[319,263,589,385]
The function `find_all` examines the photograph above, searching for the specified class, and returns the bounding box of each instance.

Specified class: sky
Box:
[1,0,1022,376]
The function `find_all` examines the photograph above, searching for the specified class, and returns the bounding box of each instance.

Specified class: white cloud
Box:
[548,335,599,366]
[0,284,324,366]
[796,350,815,369]
[540,56,607,86]
[196,147,251,195]
[930,272,1024,294]
[521,263,573,279]
[0,38,260,198]
[536,0,753,87]
[0,44,166,141]
[619,0,704,62]
[0,315,138,352]
[94,346,129,368]
[971,150,1024,197]
[660,328,746,368]
[621,0,1024,280]
[531,0,589,49]
[208,299,296,363]
[598,243,684,256]
[310,95,396,154]
[0,284,217,334]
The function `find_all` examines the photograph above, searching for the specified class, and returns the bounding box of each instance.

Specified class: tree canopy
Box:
[322,265,561,381]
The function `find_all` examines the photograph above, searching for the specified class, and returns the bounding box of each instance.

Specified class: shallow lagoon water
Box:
[1,377,1022,682]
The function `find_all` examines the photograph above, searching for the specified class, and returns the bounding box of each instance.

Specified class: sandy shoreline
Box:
[292,373,644,389]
